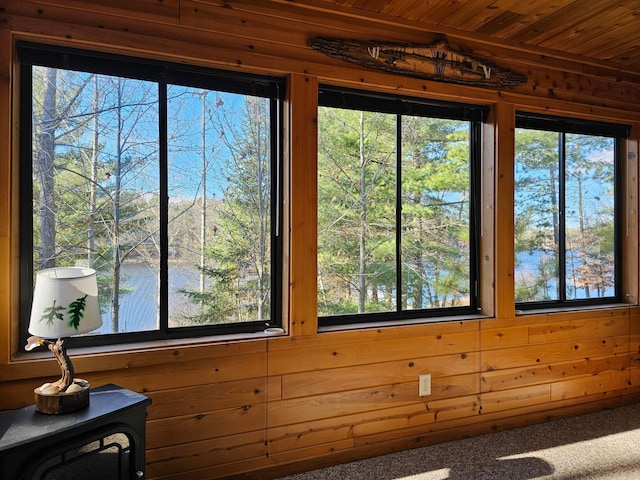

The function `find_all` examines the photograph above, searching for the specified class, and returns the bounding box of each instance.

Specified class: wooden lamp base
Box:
[34,379,90,414]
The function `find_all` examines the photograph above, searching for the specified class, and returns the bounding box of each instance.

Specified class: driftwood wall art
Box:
[309,36,528,88]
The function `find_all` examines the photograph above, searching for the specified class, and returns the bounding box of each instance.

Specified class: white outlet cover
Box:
[419,373,431,396]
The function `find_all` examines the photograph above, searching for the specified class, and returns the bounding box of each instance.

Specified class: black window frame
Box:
[317,86,487,327]
[18,42,285,347]
[514,111,629,310]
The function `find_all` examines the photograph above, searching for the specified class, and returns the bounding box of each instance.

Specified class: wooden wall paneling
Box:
[214,0,437,39]
[0,28,12,365]
[628,306,640,388]
[266,393,475,459]
[269,327,479,375]
[146,430,266,478]
[0,377,49,410]
[439,0,501,30]
[346,398,468,439]
[630,307,640,364]
[280,352,478,399]
[1,336,267,382]
[452,0,524,34]
[481,324,530,350]
[518,69,640,112]
[480,103,496,316]
[631,318,640,387]
[492,101,515,318]
[268,412,360,454]
[473,390,640,438]
[550,369,632,401]
[269,318,479,355]
[509,1,612,45]
[480,383,552,415]
[33,0,181,24]
[352,389,640,453]
[481,11,568,40]
[499,91,640,125]
[630,333,640,378]
[623,123,639,305]
[268,403,432,456]
[6,2,181,41]
[144,377,270,420]
[334,400,440,439]
[527,313,630,344]
[480,310,634,416]
[1,2,313,82]
[266,321,482,463]
[147,402,267,449]
[98,346,267,385]
[268,382,427,427]
[81,362,260,401]
[83,350,267,390]
[8,1,640,112]
[3,2,640,479]
[481,305,633,333]
[424,394,480,423]
[590,28,640,61]
[265,438,355,468]
[287,73,319,336]
[482,355,630,394]
[294,0,640,83]
[538,3,634,53]
[482,335,630,372]
[180,0,313,47]
[268,394,477,456]
[3,2,310,76]
[559,5,639,56]
[306,49,639,114]
[481,311,633,398]
[150,455,278,480]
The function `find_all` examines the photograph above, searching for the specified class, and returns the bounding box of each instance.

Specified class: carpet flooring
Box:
[278,402,640,480]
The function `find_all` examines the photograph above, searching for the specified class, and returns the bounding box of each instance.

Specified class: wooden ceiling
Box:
[315,0,640,72]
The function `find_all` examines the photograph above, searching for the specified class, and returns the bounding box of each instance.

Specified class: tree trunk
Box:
[200,90,207,296]
[358,111,367,313]
[88,75,99,269]
[37,68,58,270]
[110,78,123,332]
[256,101,266,320]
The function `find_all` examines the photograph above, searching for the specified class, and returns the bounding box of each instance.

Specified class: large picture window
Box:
[514,113,628,308]
[19,43,284,345]
[317,88,485,326]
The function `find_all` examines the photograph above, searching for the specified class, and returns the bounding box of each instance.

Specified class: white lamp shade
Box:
[29,267,102,338]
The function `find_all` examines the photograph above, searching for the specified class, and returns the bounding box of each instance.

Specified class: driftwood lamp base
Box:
[34,379,90,414]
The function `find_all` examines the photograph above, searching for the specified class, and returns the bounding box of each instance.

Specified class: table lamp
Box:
[25,267,102,414]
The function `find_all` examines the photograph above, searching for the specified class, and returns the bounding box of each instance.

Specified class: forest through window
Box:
[514,113,627,308]
[317,89,484,325]
[20,44,283,343]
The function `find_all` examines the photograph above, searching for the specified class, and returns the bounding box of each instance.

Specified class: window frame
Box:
[317,86,487,327]
[514,111,629,310]
[18,42,285,347]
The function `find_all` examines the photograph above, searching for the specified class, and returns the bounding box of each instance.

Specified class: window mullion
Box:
[558,132,567,302]
[470,120,481,309]
[396,114,403,314]
[159,82,169,332]
[271,94,282,326]
[19,63,35,344]
[614,137,623,299]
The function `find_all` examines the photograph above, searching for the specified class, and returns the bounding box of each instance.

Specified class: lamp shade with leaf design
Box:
[26,267,102,414]
[28,267,102,338]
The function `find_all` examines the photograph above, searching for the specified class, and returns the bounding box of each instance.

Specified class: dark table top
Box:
[0,383,151,452]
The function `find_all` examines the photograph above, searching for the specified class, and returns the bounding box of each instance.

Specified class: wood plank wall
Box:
[1,1,640,479]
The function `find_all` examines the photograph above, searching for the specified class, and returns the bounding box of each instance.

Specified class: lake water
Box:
[96,261,200,334]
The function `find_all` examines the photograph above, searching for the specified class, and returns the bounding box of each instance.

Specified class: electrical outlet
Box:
[419,373,431,396]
